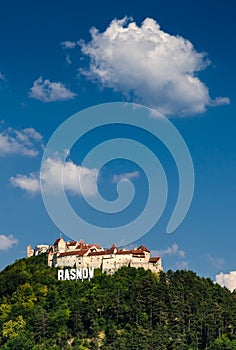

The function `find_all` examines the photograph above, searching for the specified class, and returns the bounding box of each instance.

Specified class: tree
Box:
[2,315,26,340]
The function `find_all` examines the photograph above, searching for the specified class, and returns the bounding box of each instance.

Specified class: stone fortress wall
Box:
[27,237,163,275]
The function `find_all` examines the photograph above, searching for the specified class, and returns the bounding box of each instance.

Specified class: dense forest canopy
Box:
[0,254,236,349]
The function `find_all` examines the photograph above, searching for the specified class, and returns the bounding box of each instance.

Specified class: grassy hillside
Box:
[0,255,236,349]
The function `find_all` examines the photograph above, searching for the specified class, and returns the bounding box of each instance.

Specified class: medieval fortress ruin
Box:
[27,237,163,274]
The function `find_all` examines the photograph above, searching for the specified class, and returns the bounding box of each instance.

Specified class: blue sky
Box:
[0,0,235,289]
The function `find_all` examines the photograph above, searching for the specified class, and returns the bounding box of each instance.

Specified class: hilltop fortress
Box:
[27,237,163,274]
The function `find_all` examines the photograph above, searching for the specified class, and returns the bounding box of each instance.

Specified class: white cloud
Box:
[0,126,43,157]
[152,243,185,258]
[215,271,236,292]
[61,41,77,49]
[10,173,40,194]
[113,171,139,183]
[11,156,140,198]
[0,234,18,250]
[209,96,230,106]
[29,77,77,102]
[80,17,229,116]
[41,157,98,196]
[60,41,78,64]
[10,157,98,197]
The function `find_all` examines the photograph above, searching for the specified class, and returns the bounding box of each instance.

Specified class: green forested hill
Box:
[0,255,236,350]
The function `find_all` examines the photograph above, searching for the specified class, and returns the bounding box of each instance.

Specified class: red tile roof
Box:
[54,238,62,245]
[76,243,101,250]
[58,249,89,257]
[87,244,101,249]
[105,245,117,254]
[88,250,108,256]
[149,257,160,263]
[131,249,145,254]
[53,240,152,260]
[67,241,77,246]
[137,245,150,253]
[115,250,132,255]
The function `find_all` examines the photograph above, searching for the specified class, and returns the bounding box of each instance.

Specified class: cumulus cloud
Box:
[29,77,77,102]
[0,126,43,157]
[152,243,185,258]
[80,17,229,116]
[10,173,40,194]
[41,157,98,196]
[113,171,139,183]
[0,234,18,250]
[215,271,236,292]
[10,157,98,197]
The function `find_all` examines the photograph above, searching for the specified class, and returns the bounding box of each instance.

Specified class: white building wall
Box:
[55,255,77,267]
[45,240,162,274]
